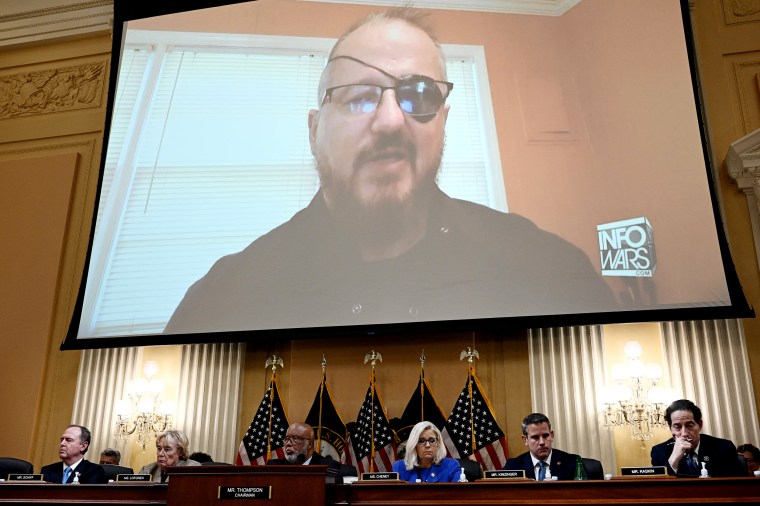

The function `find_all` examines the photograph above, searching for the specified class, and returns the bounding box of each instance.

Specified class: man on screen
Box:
[164,7,615,334]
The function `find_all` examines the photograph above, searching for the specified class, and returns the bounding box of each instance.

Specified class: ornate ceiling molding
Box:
[0,0,113,48]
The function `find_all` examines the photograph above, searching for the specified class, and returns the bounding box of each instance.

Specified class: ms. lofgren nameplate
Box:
[218,486,272,499]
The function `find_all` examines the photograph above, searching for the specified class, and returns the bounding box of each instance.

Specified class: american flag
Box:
[341,374,395,473]
[235,378,289,465]
[441,370,508,471]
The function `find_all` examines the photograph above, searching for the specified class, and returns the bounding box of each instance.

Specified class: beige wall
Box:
[0,34,112,466]
[691,0,760,435]
[0,0,759,472]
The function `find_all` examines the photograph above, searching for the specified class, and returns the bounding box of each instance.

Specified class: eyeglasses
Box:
[417,437,439,446]
[322,55,453,124]
[156,446,177,454]
[283,435,312,444]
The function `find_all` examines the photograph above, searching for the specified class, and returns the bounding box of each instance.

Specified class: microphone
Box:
[296,453,306,464]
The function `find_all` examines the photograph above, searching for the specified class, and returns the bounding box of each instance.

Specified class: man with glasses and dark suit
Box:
[266,422,356,482]
[165,6,615,335]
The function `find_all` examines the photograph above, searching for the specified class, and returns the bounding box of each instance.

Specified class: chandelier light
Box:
[113,361,174,451]
[601,341,675,443]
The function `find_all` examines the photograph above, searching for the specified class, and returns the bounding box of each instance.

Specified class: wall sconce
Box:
[113,361,174,451]
[601,341,676,443]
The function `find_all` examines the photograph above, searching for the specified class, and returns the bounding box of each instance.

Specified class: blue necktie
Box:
[62,466,71,484]
[537,461,547,481]
[685,452,699,475]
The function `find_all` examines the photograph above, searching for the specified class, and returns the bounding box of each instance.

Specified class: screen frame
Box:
[60,0,753,351]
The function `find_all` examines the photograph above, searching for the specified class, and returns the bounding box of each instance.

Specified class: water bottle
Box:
[458,467,467,482]
[573,457,587,480]
[72,472,81,485]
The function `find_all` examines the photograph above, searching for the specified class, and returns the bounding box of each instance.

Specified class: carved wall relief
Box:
[0,62,106,119]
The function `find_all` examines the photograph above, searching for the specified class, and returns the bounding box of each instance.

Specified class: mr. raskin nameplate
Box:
[218,486,272,499]
[7,474,42,481]
[361,472,399,481]
[621,466,667,477]
[116,474,150,482]
[485,470,526,479]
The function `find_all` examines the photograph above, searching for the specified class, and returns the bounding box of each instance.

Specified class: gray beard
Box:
[315,161,442,242]
[285,452,306,464]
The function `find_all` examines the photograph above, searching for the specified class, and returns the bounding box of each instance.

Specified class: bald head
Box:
[318,7,447,102]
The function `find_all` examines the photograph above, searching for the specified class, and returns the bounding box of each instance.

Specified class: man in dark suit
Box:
[650,399,745,477]
[41,424,107,484]
[503,413,580,480]
[266,422,356,482]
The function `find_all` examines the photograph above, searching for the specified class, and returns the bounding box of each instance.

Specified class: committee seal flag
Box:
[305,357,347,460]
[392,351,447,454]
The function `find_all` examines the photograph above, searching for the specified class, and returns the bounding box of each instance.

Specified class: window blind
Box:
[81,34,504,337]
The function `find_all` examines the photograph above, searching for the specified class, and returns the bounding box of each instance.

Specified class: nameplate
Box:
[115,474,149,482]
[7,474,42,481]
[360,472,399,481]
[485,470,526,479]
[218,486,272,499]
[621,466,667,477]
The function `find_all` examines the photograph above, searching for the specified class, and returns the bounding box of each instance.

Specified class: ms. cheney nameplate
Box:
[361,472,399,481]
[218,486,272,499]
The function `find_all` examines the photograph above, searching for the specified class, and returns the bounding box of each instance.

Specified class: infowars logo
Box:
[597,217,656,277]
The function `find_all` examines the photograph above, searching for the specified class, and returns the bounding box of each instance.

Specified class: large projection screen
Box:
[62,0,751,349]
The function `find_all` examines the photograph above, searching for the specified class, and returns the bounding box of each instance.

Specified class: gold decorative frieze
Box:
[722,0,760,24]
[0,62,106,119]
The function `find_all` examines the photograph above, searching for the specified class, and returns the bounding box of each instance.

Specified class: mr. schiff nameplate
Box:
[7,474,42,481]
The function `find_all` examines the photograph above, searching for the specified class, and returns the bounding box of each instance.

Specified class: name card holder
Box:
[218,486,272,500]
[116,474,151,482]
[620,466,669,478]
[360,472,400,482]
[7,474,43,482]
[484,470,527,480]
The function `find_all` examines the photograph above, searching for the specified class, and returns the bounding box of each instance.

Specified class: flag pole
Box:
[364,350,382,472]
[419,350,426,421]
[459,347,480,455]
[317,354,326,454]
[264,355,284,461]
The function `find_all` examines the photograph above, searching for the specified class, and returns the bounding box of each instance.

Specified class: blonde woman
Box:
[392,421,460,483]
